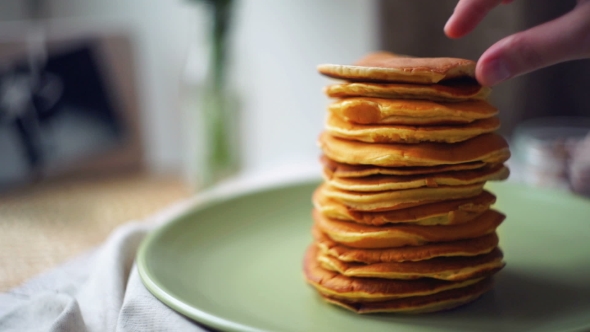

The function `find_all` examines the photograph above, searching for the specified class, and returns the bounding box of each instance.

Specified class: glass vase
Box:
[181,24,240,190]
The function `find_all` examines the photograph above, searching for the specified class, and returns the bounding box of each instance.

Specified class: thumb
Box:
[476,1,590,86]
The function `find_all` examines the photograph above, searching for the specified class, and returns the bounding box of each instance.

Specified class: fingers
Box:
[476,1,590,86]
[444,0,505,39]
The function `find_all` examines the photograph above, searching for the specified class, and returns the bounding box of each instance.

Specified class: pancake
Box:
[319,182,485,211]
[321,155,495,177]
[323,164,509,192]
[319,278,492,314]
[317,52,476,84]
[319,132,510,167]
[303,245,485,302]
[313,189,496,226]
[318,247,504,281]
[324,81,490,102]
[326,112,501,143]
[328,98,498,125]
[313,227,500,263]
[314,209,504,248]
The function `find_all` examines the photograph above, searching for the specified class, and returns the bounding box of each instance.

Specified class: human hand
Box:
[444,0,590,86]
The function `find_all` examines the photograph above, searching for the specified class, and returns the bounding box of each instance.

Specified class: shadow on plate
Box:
[364,269,590,331]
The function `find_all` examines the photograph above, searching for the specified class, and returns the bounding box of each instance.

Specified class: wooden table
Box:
[0,172,191,291]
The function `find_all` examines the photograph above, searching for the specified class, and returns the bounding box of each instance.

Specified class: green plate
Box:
[137,179,590,332]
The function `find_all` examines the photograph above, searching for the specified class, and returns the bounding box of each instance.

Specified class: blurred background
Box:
[0,0,376,291]
[1,0,589,190]
[0,0,376,190]
[0,0,588,290]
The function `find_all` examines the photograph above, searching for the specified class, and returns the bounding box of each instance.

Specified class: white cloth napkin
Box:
[0,212,208,332]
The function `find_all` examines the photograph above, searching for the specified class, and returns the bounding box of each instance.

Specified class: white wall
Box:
[232,0,377,173]
[14,0,378,175]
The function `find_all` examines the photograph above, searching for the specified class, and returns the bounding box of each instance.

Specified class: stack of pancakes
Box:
[303,52,511,314]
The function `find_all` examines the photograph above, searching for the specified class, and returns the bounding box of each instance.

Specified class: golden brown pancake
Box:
[318,247,504,281]
[313,227,500,263]
[324,81,491,102]
[314,189,495,226]
[326,113,501,144]
[319,182,485,211]
[317,52,476,84]
[319,278,493,314]
[323,164,509,192]
[328,98,498,125]
[314,209,504,248]
[303,245,485,302]
[313,189,496,226]
[321,155,497,177]
[319,132,510,167]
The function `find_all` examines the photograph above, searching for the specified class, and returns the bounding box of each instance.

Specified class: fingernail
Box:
[444,18,452,33]
[443,14,457,37]
[485,59,511,85]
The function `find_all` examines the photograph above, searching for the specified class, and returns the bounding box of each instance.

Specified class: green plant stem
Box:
[201,0,236,187]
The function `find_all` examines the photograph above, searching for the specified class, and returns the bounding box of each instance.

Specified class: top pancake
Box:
[318,52,476,84]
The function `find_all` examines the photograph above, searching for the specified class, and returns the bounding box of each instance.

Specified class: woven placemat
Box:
[0,172,191,292]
